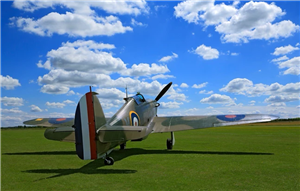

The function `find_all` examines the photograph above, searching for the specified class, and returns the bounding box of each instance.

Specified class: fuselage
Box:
[96,94,158,157]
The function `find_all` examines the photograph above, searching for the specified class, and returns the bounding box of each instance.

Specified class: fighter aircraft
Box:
[24,82,278,165]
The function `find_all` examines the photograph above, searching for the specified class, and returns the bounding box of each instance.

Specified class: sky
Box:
[1,0,299,127]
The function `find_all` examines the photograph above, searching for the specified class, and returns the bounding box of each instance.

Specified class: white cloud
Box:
[267,102,286,107]
[174,1,299,43]
[44,40,126,74]
[1,108,23,113]
[95,88,125,100]
[200,94,235,104]
[30,105,43,112]
[192,82,208,89]
[40,84,70,94]
[121,63,169,76]
[1,97,24,106]
[180,83,189,88]
[11,1,150,37]
[159,52,178,62]
[13,1,149,16]
[11,13,133,37]
[192,44,219,60]
[199,90,213,94]
[160,101,183,109]
[265,95,299,103]
[46,102,65,108]
[231,52,239,56]
[63,100,75,104]
[154,5,167,11]
[271,55,289,63]
[174,0,215,24]
[278,56,300,75]
[151,74,175,80]
[272,45,299,56]
[250,100,256,106]
[131,18,146,27]
[0,75,21,90]
[220,78,300,97]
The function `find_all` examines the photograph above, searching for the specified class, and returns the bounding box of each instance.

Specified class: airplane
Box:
[24,82,278,165]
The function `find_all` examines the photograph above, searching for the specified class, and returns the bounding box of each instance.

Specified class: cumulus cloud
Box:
[272,45,299,56]
[192,82,208,89]
[11,1,150,37]
[40,84,70,94]
[220,78,300,99]
[1,108,23,113]
[43,40,126,74]
[13,0,149,16]
[160,101,183,109]
[151,74,175,80]
[174,1,299,43]
[11,13,133,37]
[0,75,21,90]
[265,95,300,103]
[1,96,24,106]
[271,55,289,63]
[192,44,219,60]
[46,102,66,108]
[277,56,300,75]
[159,53,178,62]
[199,90,213,94]
[30,105,43,112]
[200,94,235,104]
[121,63,170,77]
[131,18,147,27]
[180,83,189,88]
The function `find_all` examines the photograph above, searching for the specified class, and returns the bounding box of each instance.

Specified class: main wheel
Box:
[104,157,114,165]
[166,139,173,150]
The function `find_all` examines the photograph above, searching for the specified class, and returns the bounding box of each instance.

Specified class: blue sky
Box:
[1,0,299,127]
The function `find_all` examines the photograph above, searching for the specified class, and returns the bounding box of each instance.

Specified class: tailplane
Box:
[74,91,106,160]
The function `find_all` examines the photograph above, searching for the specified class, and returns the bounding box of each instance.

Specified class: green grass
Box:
[1,122,300,191]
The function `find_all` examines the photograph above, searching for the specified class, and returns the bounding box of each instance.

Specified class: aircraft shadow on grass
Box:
[4,148,273,180]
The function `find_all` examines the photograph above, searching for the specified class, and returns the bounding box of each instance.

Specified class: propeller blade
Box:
[155,82,172,101]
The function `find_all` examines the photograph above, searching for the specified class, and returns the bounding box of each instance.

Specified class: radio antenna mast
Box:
[125,85,128,98]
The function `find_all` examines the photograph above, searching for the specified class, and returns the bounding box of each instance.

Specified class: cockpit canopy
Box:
[132,93,145,105]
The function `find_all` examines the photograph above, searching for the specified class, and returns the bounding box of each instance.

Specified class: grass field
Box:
[1,121,300,191]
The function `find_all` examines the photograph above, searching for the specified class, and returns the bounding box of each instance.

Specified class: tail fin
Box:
[74,92,106,160]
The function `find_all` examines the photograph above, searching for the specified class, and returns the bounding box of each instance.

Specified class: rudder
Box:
[74,92,106,160]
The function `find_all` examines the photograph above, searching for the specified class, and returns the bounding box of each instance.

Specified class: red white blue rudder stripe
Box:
[74,92,97,160]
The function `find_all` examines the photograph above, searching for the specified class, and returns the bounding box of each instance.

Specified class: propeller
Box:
[155,82,172,101]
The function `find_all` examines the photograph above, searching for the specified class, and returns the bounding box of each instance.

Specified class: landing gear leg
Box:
[104,154,114,165]
[120,142,126,150]
[166,132,175,150]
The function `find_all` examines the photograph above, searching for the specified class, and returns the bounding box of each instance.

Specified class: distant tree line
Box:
[1,125,48,129]
[274,118,300,121]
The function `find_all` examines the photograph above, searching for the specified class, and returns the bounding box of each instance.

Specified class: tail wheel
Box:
[104,157,114,165]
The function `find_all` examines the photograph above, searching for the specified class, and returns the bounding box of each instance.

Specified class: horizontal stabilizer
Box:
[44,127,75,142]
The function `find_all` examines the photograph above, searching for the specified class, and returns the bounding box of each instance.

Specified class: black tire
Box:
[167,139,173,150]
[120,143,126,150]
[104,157,114,165]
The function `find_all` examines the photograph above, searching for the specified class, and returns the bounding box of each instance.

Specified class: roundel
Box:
[129,111,140,126]
[217,115,245,122]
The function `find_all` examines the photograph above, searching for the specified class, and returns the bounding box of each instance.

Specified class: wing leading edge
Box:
[152,114,278,133]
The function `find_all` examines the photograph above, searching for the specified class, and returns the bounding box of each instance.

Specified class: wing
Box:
[152,114,278,133]
[23,118,74,127]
